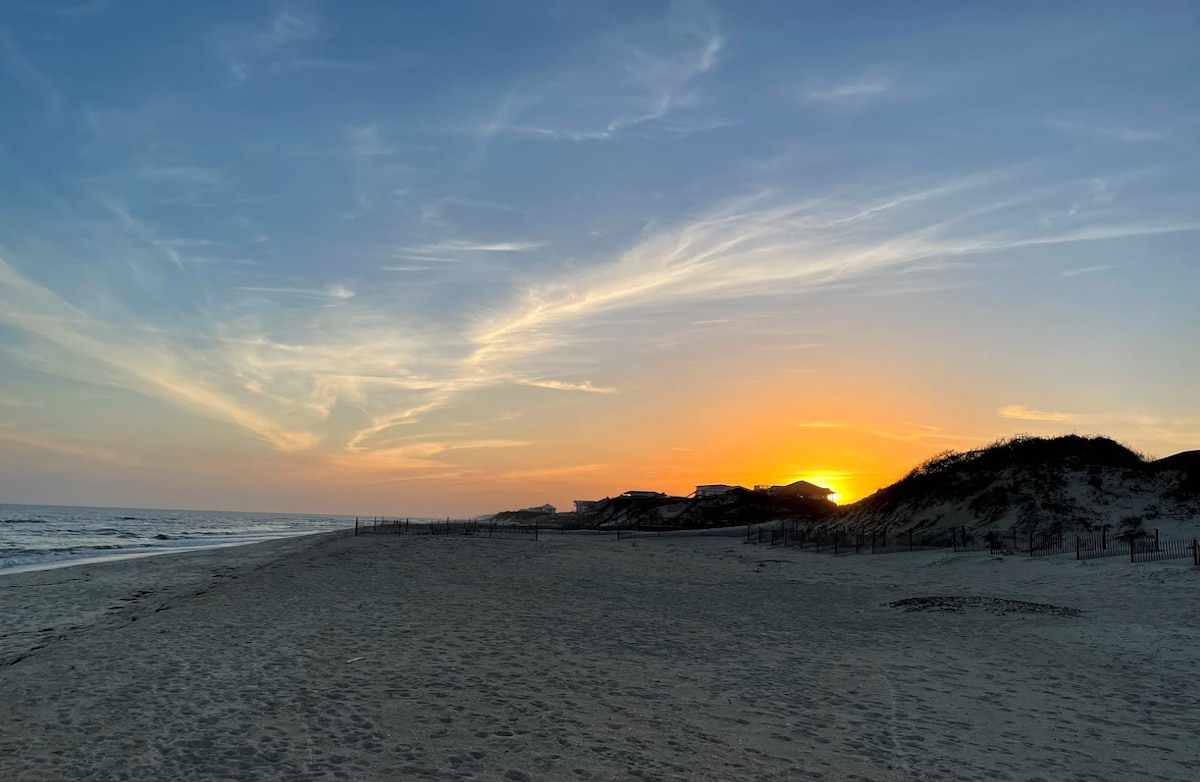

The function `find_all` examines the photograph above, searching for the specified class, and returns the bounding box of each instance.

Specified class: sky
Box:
[0,1,1197,516]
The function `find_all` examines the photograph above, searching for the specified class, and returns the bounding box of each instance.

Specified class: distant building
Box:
[526,503,556,514]
[574,500,600,514]
[620,490,667,499]
[754,480,834,500]
[694,484,744,498]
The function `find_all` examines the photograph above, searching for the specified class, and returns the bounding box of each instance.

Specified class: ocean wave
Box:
[0,506,352,574]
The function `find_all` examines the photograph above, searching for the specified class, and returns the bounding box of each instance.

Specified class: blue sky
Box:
[0,1,1197,514]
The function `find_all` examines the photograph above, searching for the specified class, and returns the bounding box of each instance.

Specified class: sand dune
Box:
[1,531,1197,781]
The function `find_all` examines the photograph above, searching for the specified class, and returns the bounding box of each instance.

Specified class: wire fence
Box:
[354,515,1199,565]
[746,522,989,554]
[745,520,1200,566]
[353,518,541,540]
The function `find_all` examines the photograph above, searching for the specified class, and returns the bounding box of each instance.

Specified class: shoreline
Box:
[2,531,1197,781]
[0,526,352,578]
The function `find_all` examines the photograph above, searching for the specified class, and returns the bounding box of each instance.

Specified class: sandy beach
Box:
[2,530,1197,781]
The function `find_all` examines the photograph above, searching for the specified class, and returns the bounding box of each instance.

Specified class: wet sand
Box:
[1,530,1197,781]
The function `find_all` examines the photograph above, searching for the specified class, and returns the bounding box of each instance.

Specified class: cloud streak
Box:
[474,0,723,148]
[802,74,891,103]
[998,405,1079,423]
[464,173,1199,374]
[518,379,619,394]
[215,5,320,83]
[401,240,543,254]
[0,255,318,452]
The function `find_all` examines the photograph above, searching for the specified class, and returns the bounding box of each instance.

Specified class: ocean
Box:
[0,504,355,574]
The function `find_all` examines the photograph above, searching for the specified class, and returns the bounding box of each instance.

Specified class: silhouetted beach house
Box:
[694,484,745,498]
[526,503,556,514]
[753,480,834,500]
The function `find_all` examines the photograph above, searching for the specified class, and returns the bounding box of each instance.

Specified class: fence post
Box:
[1130,537,1136,563]
[1075,535,1081,561]
[1193,538,1199,567]
[355,517,359,536]
[746,523,751,543]
[1029,531,1034,557]
[1102,527,1107,550]
[534,525,539,541]
[1155,528,1160,552]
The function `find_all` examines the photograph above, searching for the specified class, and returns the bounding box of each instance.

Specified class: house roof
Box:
[784,480,833,495]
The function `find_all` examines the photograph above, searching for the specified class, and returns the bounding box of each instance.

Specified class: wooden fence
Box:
[1127,536,1199,564]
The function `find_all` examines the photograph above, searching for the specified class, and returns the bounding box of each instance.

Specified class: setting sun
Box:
[797,476,841,504]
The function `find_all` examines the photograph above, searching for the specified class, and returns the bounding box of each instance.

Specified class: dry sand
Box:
[1,529,1197,781]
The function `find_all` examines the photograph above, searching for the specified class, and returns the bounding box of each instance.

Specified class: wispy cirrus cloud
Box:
[100,199,187,268]
[214,5,320,84]
[236,284,356,301]
[6,157,1196,468]
[1059,265,1112,279]
[399,240,544,254]
[518,379,619,394]
[499,463,610,480]
[474,0,723,149]
[462,171,1199,374]
[802,74,891,103]
[998,405,1080,423]
[326,438,530,473]
[0,254,318,452]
